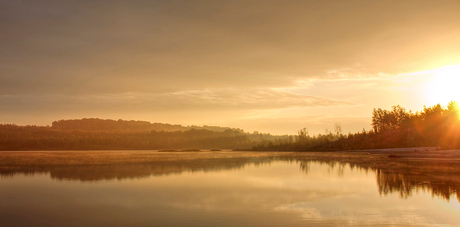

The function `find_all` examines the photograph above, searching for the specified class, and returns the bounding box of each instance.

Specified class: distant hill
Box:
[51,118,244,133]
[0,118,292,150]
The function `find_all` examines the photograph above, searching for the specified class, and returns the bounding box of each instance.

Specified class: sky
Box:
[1,0,460,135]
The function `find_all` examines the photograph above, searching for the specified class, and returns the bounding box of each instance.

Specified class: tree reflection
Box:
[1,152,459,201]
[376,170,460,202]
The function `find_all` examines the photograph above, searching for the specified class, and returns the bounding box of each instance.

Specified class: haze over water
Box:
[1,151,459,227]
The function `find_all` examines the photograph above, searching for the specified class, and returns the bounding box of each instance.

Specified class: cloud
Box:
[0,88,352,114]
[3,0,460,96]
[277,202,434,226]
[2,0,460,133]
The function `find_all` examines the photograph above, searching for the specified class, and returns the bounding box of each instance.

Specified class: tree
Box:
[297,128,308,145]
[334,123,342,136]
[371,105,408,133]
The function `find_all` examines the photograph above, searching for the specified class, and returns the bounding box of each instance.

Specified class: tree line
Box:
[254,101,460,151]
[0,118,292,151]
[2,102,459,151]
[0,125,254,150]
[51,118,245,133]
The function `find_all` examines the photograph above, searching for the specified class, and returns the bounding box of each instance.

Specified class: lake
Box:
[1,151,459,226]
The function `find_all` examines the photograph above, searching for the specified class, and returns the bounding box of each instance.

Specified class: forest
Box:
[50,118,244,133]
[0,125,254,150]
[1,102,459,151]
[0,119,282,150]
[255,101,460,151]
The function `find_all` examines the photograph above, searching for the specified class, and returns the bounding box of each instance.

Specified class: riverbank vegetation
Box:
[0,125,253,150]
[254,101,460,151]
[1,102,459,151]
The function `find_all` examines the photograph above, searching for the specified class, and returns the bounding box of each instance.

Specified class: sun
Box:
[426,65,460,105]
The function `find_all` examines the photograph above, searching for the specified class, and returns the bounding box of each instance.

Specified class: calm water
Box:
[1,152,459,226]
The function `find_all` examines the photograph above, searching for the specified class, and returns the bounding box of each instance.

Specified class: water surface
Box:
[1,151,459,226]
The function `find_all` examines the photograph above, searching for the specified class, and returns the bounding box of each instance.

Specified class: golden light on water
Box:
[450,196,460,211]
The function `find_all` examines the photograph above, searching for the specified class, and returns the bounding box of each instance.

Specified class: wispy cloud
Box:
[0,88,353,114]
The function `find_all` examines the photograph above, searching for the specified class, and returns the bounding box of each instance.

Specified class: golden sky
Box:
[1,0,460,134]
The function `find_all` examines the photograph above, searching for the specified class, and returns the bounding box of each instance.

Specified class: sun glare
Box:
[426,65,460,105]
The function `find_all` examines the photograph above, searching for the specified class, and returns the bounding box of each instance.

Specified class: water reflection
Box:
[1,151,460,227]
[0,156,279,181]
[1,152,459,202]
[376,170,460,202]
[300,159,460,202]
